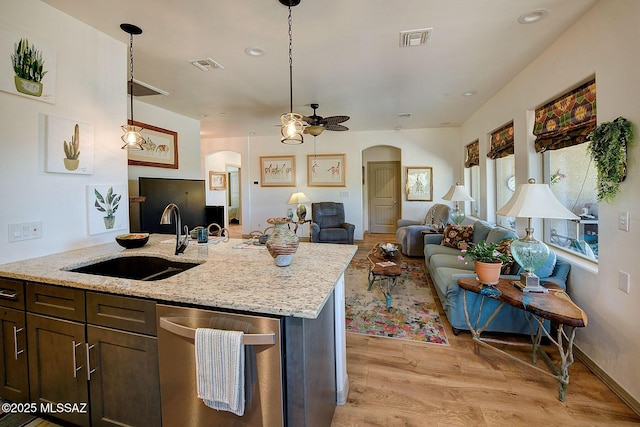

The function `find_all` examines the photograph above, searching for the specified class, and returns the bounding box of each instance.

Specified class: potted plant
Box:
[11,38,47,97]
[94,187,121,229]
[586,117,634,203]
[458,240,512,285]
[63,124,80,171]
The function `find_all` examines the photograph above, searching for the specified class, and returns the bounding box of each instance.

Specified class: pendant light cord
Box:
[287,5,294,113]
[129,33,135,123]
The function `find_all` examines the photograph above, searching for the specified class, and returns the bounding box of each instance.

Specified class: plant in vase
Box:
[458,240,512,285]
[94,187,121,229]
[63,124,80,171]
[11,38,47,97]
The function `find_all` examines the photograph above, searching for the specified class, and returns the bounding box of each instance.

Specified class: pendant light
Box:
[120,23,144,150]
[279,0,305,145]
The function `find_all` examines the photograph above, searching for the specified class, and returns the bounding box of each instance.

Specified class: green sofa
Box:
[424,220,571,335]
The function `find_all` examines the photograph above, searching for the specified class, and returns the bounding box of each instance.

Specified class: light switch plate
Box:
[619,271,630,293]
[619,211,629,231]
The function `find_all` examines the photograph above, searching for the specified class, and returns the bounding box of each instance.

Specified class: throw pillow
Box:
[495,238,517,274]
[440,224,474,250]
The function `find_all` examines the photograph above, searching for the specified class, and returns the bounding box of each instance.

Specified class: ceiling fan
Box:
[302,103,350,136]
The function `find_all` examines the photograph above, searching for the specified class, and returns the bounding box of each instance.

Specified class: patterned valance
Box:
[487,121,514,160]
[465,140,479,168]
[533,79,596,152]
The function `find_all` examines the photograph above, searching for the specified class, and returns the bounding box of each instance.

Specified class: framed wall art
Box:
[87,184,127,235]
[209,171,226,190]
[45,115,94,174]
[260,155,296,187]
[127,120,178,169]
[307,154,346,187]
[405,166,433,201]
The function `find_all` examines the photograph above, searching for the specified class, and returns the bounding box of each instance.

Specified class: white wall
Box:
[0,0,127,264]
[461,0,640,403]
[201,127,461,239]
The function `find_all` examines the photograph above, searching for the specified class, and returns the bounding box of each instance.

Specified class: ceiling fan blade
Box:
[325,124,349,131]
[323,115,350,125]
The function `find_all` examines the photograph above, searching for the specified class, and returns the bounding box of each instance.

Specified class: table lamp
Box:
[442,182,474,225]
[496,178,579,293]
[287,191,310,221]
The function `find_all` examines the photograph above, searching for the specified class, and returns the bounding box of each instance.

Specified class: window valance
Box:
[465,140,479,168]
[487,122,514,160]
[533,79,596,152]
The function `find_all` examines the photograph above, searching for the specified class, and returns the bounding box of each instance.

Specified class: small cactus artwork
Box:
[45,115,94,174]
[63,124,80,171]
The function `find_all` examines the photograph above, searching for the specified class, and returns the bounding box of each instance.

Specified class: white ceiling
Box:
[43,0,598,139]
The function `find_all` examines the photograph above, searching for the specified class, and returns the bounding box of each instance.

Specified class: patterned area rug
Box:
[345,258,449,345]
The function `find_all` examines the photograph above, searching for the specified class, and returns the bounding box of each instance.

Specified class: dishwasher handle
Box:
[159,316,276,346]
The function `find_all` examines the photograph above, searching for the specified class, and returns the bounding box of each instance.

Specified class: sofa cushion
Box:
[430,253,475,271]
[471,220,493,244]
[485,227,519,245]
[424,243,462,260]
[441,224,474,249]
[494,238,518,274]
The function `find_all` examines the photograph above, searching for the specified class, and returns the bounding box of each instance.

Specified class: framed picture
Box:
[87,184,127,235]
[209,171,226,190]
[260,155,296,187]
[45,115,94,175]
[307,154,346,187]
[405,166,433,201]
[127,120,178,169]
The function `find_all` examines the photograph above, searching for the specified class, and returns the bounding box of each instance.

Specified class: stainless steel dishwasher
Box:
[156,304,284,426]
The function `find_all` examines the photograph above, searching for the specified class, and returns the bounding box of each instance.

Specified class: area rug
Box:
[344,258,449,345]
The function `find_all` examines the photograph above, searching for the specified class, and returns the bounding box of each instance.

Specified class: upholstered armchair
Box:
[395,203,451,256]
[310,202,355,244]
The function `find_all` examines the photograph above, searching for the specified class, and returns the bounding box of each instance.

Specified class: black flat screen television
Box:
[139,177,206,234]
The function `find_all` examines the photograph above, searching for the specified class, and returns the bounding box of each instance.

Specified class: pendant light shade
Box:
[279,1,304,144]
[120,23,144,150]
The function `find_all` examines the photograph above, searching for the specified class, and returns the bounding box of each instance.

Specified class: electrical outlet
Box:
[619,271,630,293]
[8,221,42,242]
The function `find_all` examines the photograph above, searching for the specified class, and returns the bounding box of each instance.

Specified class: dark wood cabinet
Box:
[0,278,29,403]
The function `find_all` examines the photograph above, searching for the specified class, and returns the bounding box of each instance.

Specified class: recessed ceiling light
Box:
[518,9,549,24]
[244,47,266,57]
[461,91,477,97]
[397,112,412,118]
[198,114,209,118]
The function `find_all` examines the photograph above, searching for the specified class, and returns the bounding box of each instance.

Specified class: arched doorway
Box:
[362,146,401,233]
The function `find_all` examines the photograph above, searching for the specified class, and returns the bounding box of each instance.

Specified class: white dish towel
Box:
[195,328,245,416]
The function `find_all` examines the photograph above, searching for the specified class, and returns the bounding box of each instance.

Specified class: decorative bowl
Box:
[380,243,398,258]
[115,233,149,249]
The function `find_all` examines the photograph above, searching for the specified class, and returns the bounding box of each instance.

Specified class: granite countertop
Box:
[0,235,357,319]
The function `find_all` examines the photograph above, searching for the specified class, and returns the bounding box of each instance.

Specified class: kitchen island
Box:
[0,235,356,426]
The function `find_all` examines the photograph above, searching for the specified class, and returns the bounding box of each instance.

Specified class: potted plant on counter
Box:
[459,240,512,285]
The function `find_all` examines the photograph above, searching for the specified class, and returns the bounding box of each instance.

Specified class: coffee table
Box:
[366,243,402,309]
[457,277,588,401]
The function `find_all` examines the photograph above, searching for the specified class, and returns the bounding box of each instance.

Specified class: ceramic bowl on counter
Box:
[115,233,150,249]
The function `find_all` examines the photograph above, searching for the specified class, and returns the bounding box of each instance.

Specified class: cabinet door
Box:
[0,307,29,401]
[27,313,89,426]
[87,325,161,427]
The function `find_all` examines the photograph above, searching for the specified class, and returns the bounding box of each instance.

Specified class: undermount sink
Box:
[67,256,201,281]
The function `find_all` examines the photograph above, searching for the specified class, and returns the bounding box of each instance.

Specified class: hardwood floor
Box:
[331,233,640,427]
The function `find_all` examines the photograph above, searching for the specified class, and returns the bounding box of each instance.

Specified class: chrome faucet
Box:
[160,203,189,255]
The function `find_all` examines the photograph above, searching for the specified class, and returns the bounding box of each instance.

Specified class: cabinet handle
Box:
[72,341,84,378]
[85,343,96,381]
[13,326,24,360]
[0,290,17,300]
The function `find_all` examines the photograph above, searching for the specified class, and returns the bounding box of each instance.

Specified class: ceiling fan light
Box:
[305,125,325,136]
[121,124,144,150]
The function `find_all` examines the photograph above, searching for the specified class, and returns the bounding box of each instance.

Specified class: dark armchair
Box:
[310,202,355,244]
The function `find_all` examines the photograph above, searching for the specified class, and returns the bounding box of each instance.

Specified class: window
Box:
[464,140,480,217]
[534,79,598,261]
[487,122,515,229]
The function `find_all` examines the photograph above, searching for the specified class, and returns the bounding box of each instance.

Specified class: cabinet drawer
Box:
[0,278,25,310]
[26,283,85,322]
[87,292,157,336]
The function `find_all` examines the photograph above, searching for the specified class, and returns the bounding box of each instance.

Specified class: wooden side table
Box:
[457,277,587,401]
[366,244,402,309]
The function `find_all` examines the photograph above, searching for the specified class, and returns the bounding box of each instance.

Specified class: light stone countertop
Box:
[0,235,357,319]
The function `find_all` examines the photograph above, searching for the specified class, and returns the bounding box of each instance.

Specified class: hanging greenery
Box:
[586,117,634,203]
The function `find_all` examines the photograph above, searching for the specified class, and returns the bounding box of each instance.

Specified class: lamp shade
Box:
[441,183,474,202]
[287,192,310,205]
[496,178,579,220]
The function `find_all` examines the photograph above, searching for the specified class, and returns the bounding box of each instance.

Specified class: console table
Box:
[457,277,587,401]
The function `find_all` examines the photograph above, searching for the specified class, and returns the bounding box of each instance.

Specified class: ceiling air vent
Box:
[127,79,169,97]
[399,28,432,47]
[189,57,224,71]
